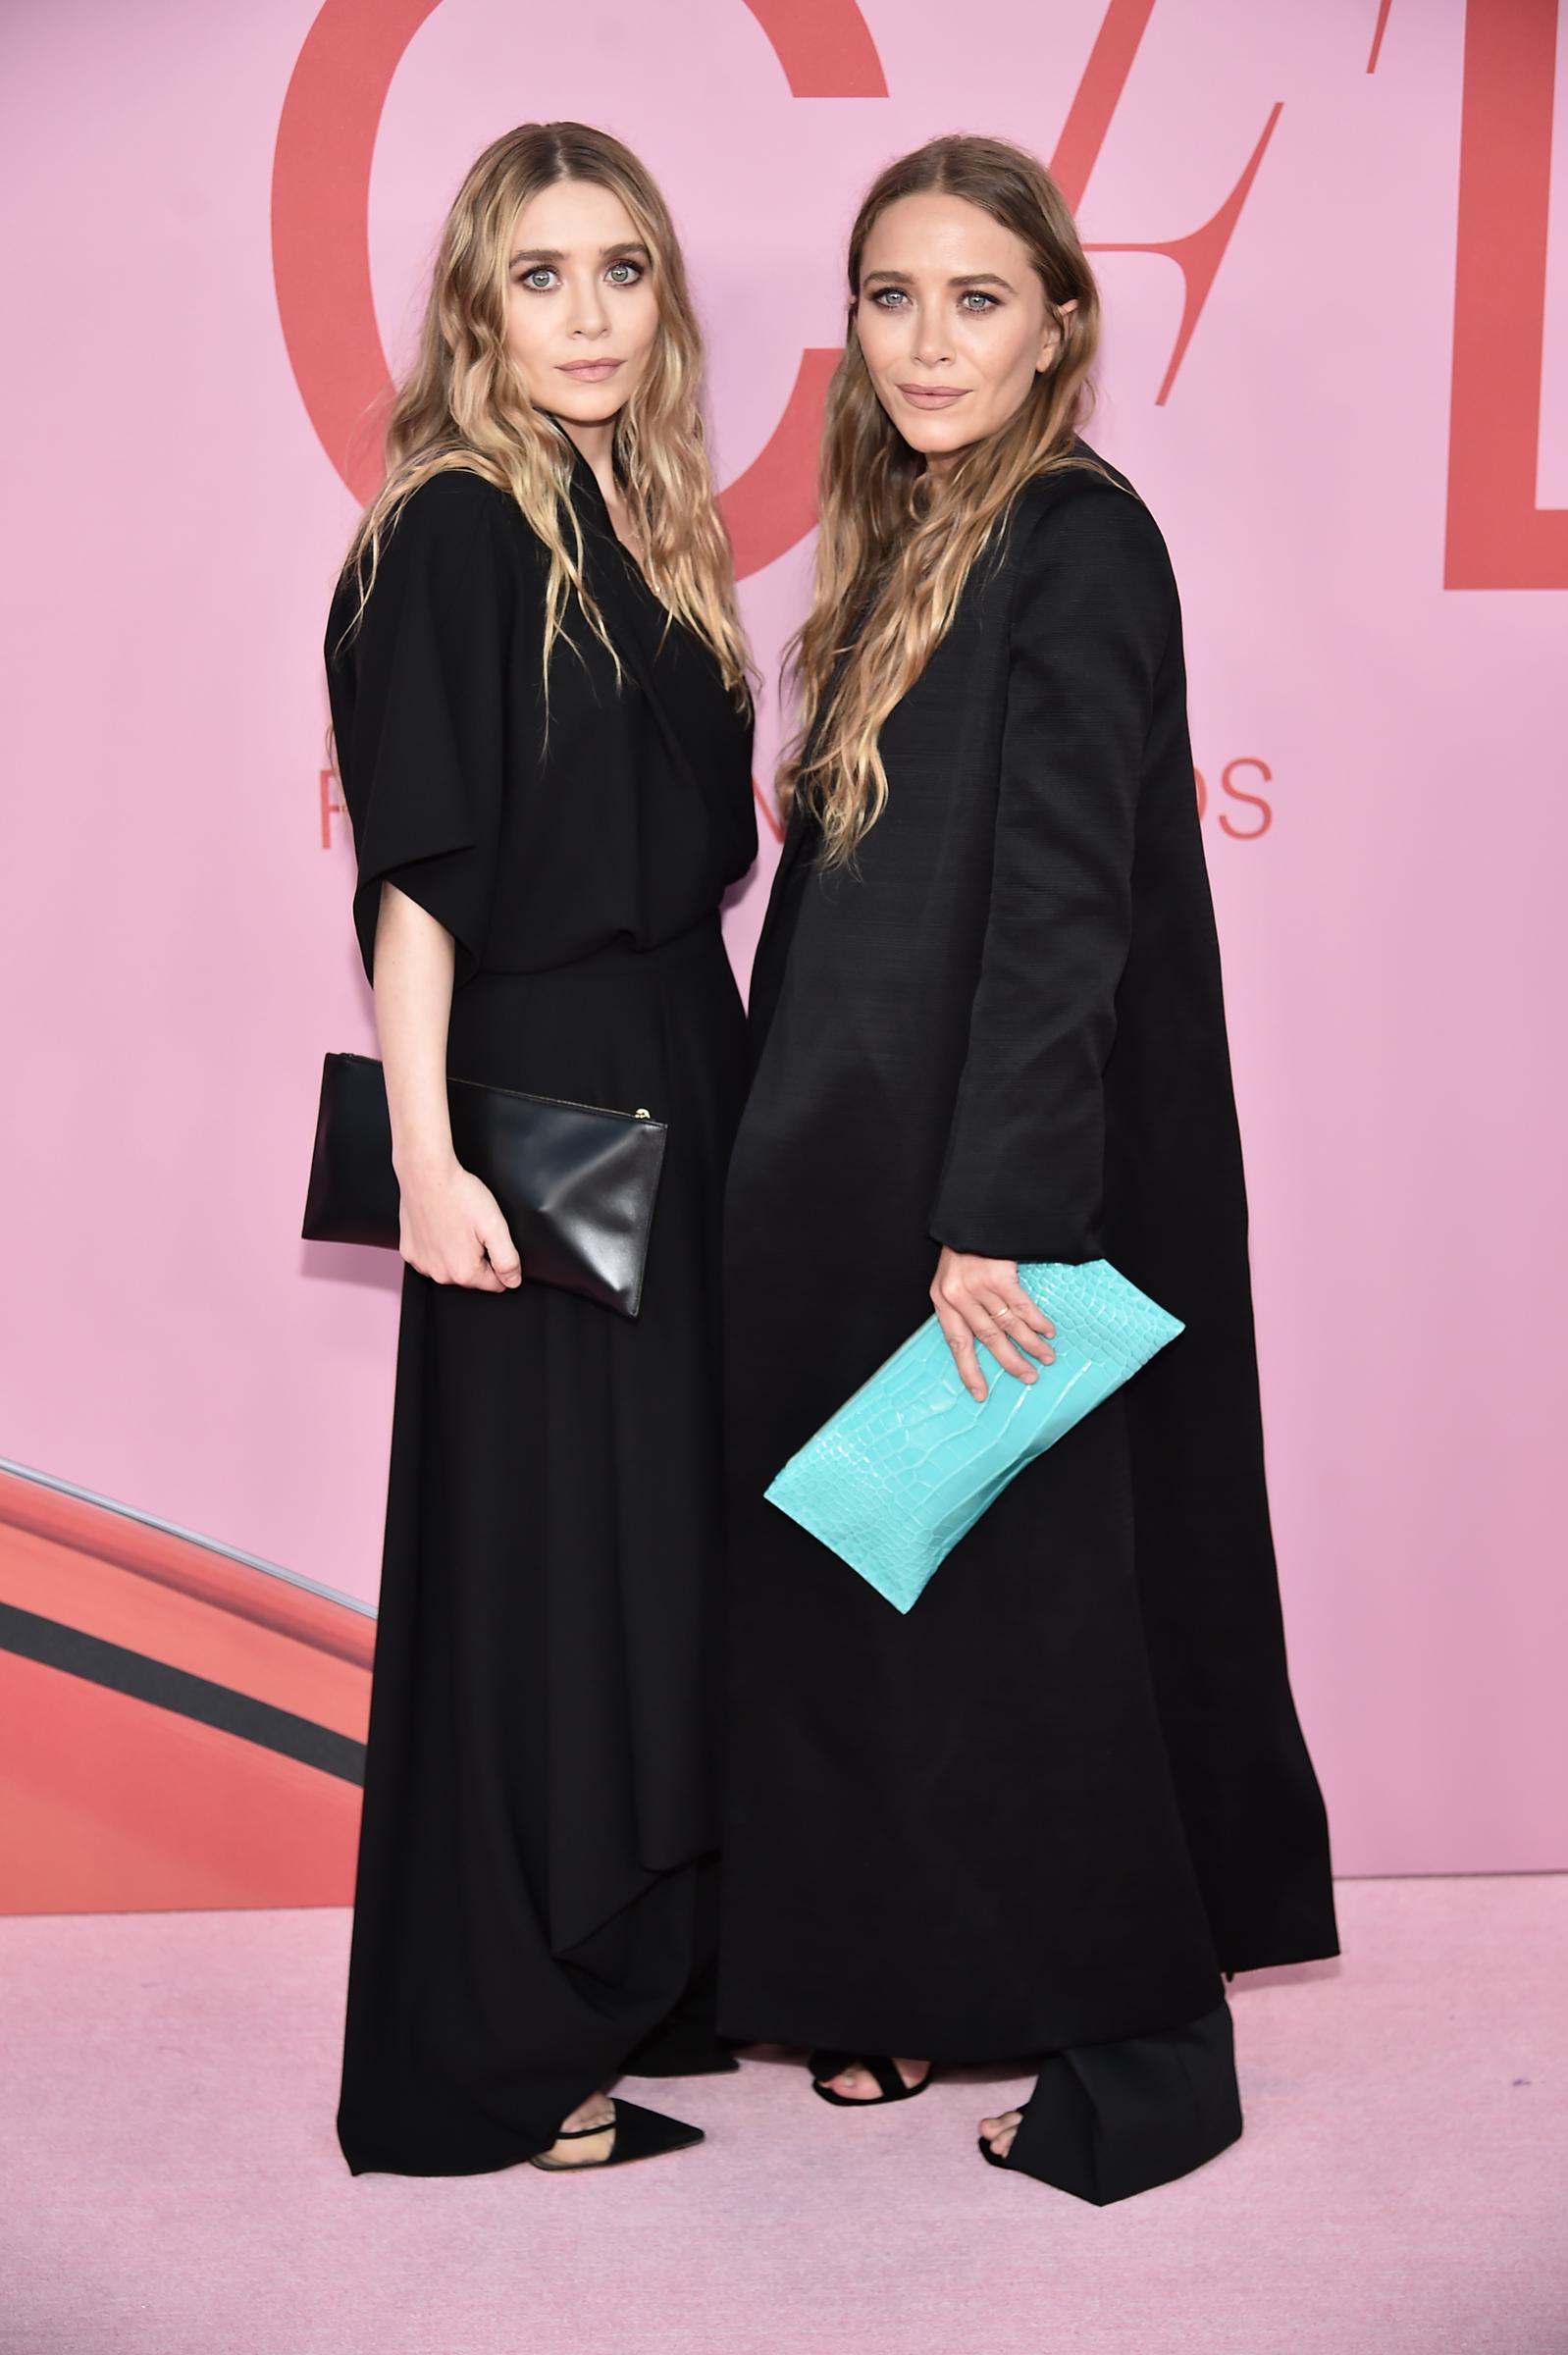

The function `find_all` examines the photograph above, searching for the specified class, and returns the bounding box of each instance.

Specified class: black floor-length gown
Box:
[719,450,1336,2131]
[325,454,756,2175]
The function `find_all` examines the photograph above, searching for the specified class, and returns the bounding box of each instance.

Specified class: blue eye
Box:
[515,267,557,292]
[868,288,909,308]
[961,289,999,312]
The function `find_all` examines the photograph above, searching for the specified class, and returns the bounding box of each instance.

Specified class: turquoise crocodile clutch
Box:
[764,1260,1183,1612]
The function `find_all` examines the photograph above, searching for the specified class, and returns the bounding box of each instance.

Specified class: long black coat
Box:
[718,448,1337,2062]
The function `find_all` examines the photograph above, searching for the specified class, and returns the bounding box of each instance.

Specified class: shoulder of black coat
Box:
[391,464,516,547]
[1008,440,1172,578]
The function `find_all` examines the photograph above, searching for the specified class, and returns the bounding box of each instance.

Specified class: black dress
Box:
[719,452,1336,2172]
[326,456,756,2175]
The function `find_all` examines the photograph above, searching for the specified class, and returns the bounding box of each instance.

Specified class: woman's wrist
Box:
[392,1134,460,1188]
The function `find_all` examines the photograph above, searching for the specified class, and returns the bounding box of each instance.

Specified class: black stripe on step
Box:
[0,1600,365,1786]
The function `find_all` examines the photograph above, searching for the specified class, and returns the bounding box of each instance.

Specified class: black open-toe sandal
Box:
[528,2099,705,2172]
[810,2052,933,2108]
[976,2002,1244,2204]
[977,2103,1030,2171]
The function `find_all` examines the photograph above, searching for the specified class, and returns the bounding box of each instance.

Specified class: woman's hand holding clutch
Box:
[769,1261,1181,1608]
[929,1248,1056,1401]
[370,886,523,1294]
[396,1157,523,1292]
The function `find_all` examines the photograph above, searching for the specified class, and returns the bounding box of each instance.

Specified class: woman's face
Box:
[503,178,661,426]
[854,192,1073,467]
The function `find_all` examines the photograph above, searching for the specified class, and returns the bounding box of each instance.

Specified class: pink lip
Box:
[558,359,623,380]
[898,383,969,407]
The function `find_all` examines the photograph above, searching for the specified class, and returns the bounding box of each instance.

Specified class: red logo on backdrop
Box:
[271,0,883,579]
[1444,0,1568,588]
[273,0,1568,592]
[271,0,1284,580]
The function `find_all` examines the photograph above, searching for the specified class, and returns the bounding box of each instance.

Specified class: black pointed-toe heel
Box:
[528,2098,706,2172]
[810,2052,934,2108]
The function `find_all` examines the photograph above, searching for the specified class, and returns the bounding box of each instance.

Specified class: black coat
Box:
[718,447,1337,2061]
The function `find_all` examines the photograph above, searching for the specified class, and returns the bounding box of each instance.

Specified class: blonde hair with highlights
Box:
[783,135,1104,863]
[340,121,749,701]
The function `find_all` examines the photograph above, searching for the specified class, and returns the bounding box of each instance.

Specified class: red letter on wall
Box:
[1445,0,1568,588]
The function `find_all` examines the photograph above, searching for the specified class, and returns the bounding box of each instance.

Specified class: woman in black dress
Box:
[719,135,1336,2203]
[326,124,755,2175]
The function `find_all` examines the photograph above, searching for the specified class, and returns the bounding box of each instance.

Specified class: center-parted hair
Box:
[783,135,1103,863]
[340,122,750,703]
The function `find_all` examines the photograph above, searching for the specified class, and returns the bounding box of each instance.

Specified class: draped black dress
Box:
[719,451,1336,2094]
[326,455,756,2175]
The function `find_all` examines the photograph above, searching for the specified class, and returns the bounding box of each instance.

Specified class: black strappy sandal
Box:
[528,2098,705,2172]
[810,2052,933,2108]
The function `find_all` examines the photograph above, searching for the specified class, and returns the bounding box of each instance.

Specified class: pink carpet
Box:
[1,1877,1564,2355]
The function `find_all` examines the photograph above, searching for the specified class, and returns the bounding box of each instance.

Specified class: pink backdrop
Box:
[2,0,1565,1878]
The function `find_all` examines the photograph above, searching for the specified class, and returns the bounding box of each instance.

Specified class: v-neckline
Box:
[562,439,654,594]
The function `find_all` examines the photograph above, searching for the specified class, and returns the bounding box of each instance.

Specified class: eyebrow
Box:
[862,269,1018,292]
[508,241,653,267]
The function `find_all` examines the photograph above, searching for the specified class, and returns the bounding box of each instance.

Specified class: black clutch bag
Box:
[300,1051,667,1320]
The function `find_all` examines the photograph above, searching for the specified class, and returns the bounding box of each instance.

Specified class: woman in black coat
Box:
[327,125,755,2177]
[718,135,1336,2203]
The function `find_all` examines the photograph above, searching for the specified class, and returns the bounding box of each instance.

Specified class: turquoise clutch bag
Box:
[764,1260,1183,1612]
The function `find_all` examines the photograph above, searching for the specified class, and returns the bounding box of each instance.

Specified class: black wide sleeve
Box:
[329,473,516,986]
[928,482,1176,1262]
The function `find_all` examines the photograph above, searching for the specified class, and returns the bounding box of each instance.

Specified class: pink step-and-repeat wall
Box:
[2,0,1565,1910]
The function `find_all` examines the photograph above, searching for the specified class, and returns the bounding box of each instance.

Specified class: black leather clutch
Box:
[301,1051,667,1320]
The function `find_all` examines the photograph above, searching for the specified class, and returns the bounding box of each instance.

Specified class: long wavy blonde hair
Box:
[783,136,1103,863]
[340,122,749,701]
